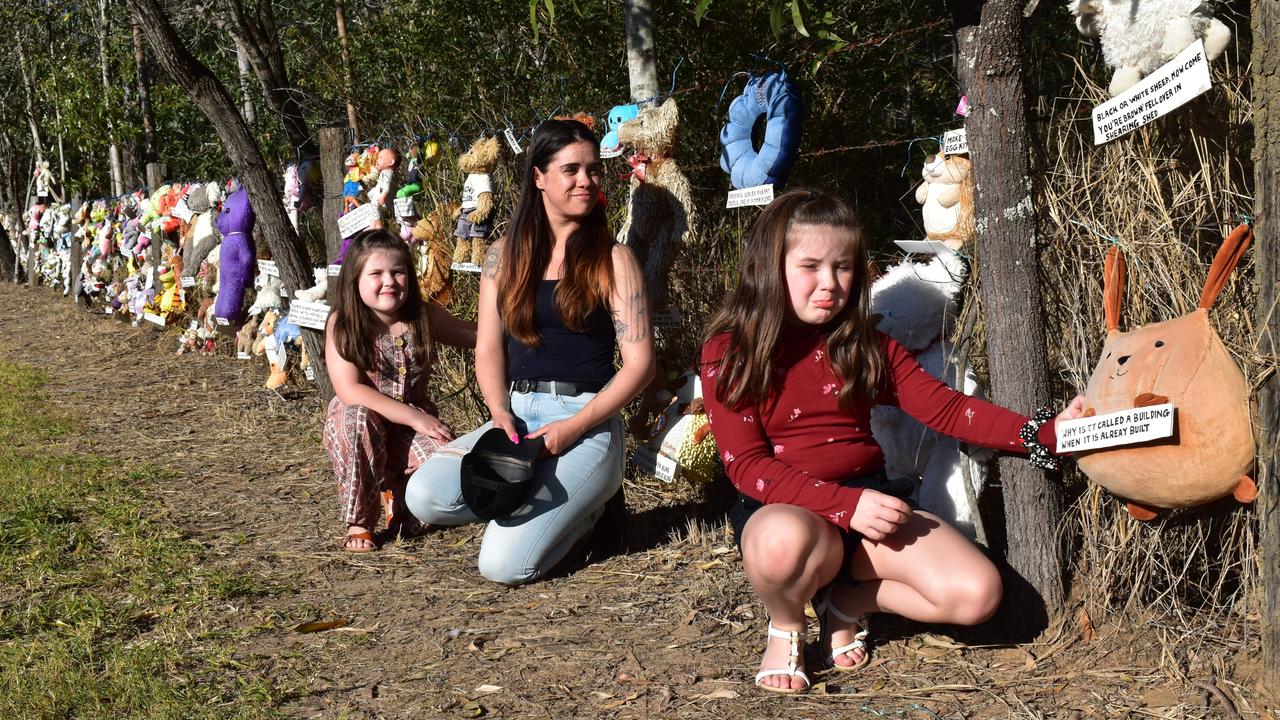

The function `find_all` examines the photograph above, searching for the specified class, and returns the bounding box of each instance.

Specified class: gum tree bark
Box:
[98,0,126,196]
[128,0,333,400]
[950,0,1066,622]
[132,16,158,164]
[1254,0,1280,696]
[624,0,658,104]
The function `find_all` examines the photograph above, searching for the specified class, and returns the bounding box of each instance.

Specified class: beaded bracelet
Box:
[1019,407,1059,471]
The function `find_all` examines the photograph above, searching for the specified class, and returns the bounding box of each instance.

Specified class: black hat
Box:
[460,428,545,520]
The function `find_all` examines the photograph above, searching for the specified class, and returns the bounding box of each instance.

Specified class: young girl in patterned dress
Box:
[323,229,475,552]
[700,190,1084,693]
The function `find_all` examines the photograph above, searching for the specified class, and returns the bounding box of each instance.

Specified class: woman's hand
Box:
[1056,394,1087,423]
[490,410,522,444]
[525,418,585,456]
[408,408,454,445]
[850,489,913,542]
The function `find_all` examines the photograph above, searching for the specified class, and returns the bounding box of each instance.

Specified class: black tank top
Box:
[506,280,615,385]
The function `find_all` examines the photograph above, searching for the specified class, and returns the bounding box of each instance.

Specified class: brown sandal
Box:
[342,529,378,553]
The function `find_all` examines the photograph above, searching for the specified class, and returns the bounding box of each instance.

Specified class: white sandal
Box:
[754,623,811,694]
[815,593,870,672]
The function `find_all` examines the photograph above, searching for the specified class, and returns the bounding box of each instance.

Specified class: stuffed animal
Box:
[247,270,284,317]
[235,316,258,358]
[633,368,719,484]
[868,251,990,540]
[1068,0,1231,96]
[267,316,306,389]
[1075,224,1256,519]
[412,203,458,306]
[34,160,59,204]
[342,152,363,213]
[283,164,301,231]
[601,104,639,156]
[294,266,329,303]
[914,154,975,251]
[252,309,279,356]
[212,187,256,325]
[182,210,219,277]
[615,98,696,309]
[453,136,500,266]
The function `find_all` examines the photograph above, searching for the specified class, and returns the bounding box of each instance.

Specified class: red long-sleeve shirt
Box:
[700,326,1057,531]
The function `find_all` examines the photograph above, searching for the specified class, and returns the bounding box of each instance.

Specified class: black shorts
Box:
[727,468,917,584]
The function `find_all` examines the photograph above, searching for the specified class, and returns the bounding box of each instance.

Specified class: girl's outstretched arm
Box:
[324,314,454,444]
[426,302,477,348]
[525,244,656,455]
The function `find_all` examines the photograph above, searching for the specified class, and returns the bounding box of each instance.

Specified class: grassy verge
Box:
[0,361,280,719]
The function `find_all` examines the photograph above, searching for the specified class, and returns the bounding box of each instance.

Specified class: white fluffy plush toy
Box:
[1068,0,1231,96]
[293,266,329,303]
[869,251,991,541]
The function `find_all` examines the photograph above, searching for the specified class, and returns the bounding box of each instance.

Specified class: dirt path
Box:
[0,283,1267,719]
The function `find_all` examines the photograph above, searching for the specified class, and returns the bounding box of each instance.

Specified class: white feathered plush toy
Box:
[1068,0,1231,96]
[869,250,990,541]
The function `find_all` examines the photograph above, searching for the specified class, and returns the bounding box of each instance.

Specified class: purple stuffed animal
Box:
[213,187,256,325]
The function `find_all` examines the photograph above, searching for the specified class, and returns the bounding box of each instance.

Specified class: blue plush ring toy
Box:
[719,70,804,189]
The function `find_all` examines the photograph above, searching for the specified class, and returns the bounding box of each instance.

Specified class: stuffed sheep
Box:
[869,250,990,541]
[1068,0,1231,96]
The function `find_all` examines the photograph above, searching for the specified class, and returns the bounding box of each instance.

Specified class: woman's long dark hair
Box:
[330,229,433,374]
[705,189,883,413]
[500,119,613,347]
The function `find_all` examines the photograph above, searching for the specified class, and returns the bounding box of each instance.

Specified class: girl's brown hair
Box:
[329,229,433,374]
[705,189,883,412]
[500,119,613,346]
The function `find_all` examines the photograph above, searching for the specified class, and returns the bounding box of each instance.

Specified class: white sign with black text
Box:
[1056,403,1176,453]
[726,184,775,209]
[942,128,969,156]
[1092,40,1212,144]
[338,202,379,238]
[288,300,331,330]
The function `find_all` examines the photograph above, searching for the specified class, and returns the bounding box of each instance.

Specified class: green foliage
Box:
[0,361,281,719]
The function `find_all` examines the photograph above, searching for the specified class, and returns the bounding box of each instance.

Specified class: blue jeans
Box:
[405,389,624,586]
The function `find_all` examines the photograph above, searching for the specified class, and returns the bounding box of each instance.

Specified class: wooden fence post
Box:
[1253,0,1280,697]
[69,196,84,304]
[319,126,344,262]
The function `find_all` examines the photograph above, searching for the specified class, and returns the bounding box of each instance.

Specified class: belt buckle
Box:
[512,379,531,393]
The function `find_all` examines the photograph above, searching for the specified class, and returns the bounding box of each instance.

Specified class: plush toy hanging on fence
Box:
[1067,0,1231,96]
[453,136,500,266]
[601,104,639,157]
[615,98,696,308]
[915,153,974,250]
[719,70,803,189]
[212,187,256,326]
[869,250,990,540]
[1077,224,1256,519]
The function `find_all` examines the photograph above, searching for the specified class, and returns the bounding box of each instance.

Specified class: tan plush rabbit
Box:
[1077,224,1256,519]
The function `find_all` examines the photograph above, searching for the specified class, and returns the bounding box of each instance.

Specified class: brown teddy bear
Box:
[453,136,500,266]
[412,202,459,306]
[615,98,696,309]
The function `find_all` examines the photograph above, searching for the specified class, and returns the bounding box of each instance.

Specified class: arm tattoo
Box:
[482,245,501,280]
[612,291,650,344]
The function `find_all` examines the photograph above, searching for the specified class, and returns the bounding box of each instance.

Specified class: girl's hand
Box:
[850,489,913,542]
[408,409,454,444]
[1057,394,1087,423]
[525,418,585,456]
[490,410,522,444]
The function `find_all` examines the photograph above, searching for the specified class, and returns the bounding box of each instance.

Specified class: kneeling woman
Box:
[406,119,655,586]
[700,189,1081,693]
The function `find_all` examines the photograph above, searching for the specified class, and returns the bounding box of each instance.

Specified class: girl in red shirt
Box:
[700,189,1082,693]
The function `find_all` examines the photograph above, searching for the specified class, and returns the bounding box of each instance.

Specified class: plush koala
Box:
[1068,0,1231,96]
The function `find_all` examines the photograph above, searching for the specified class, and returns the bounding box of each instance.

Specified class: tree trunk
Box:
[0,221,15,283]
[235,37,257,124]
[951,0,1066,625]
[128,0,333,400]
[334,0,358,133]
[16,43,44,166]
[1254,0,1280,697]
[623,0,659,105]
[207,0,316,155]
[320,126,344,260]
[132,16,158,164]
[98,0,126,196]
[146,162,166,292]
